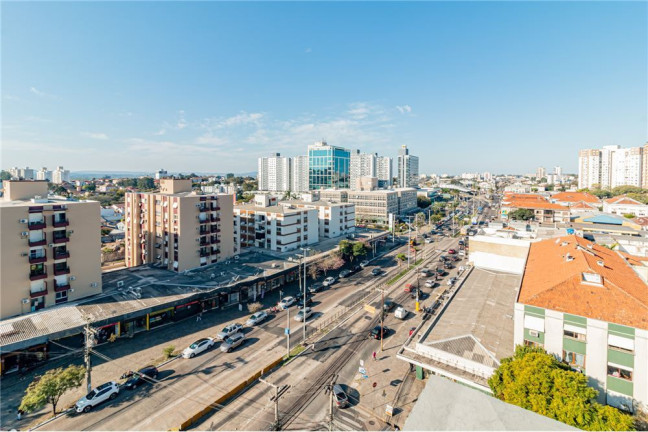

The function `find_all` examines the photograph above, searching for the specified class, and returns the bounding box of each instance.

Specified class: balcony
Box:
[54,250,70,260]
[53,234,69,244]
[29,270,48,281]
[28,238,47,247]
[28,206,43,214]
[53,265,70,276]
[211,226,220,233]
[199,249,210,257]
[28,220,47,230]
[211,206,221,211]
[29,252,47,264]
[211,216,220,222]
[30,283,48,298]
[54,280,70,292]
[52,215,69,227]
[198,206,209,212]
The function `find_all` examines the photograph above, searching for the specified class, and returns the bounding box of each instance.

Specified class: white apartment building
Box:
[348,190,398,224]
[36,168,52,181]
[579,145,645,189]
[397,145,419,188]
[233,195,318,253]
[536,167,546,180]
[318,189,349,203]
[51,166,70,184]
[602,196,648,217]
[376,156,393,187]
[578,149,602,189]
[258,153,291,193]
[280,200,355,238]
[154,169,168,180]
[9,167,35,180]
[350,150,377,190]
[291,155,309,193]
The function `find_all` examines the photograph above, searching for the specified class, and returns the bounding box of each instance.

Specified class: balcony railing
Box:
[28,220,47,230]
[28,206,43,214]
[53,266,70,276]
[29,252,47,264]
[211,216,220,222]
[53,235,69,244]
[30,283,48,298]
[52,215,70,227]
[54,280,70,292]
[54,250,70,260]
[198,206,209,212]
[29,270,48,281]
[211,226,220,233]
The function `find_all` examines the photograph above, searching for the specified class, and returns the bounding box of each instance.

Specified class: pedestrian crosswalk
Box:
[333,407,369,431]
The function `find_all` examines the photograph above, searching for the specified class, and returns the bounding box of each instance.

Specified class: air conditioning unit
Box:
[116,281,124,287]
[20,252,28,257]
[48,244,55,248]
[68,230,74,234]
[529,330,539,337]
[20,232,29,237]
[19,219,28,223]
[69,276,76,281]
[89,282,98,288]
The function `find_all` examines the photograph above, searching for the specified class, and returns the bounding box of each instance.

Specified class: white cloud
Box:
[176,110,187,130]
[305,48,312,53]
[195,133,227,147]
[29,87,57,98]
[396,105,412,114]
[218,112,264,128]
[81,132,109,140]
[154,128,167,136]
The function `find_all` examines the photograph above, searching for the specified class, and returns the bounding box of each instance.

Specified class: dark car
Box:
[371,268,382,276]
[451,256,461,262]
[458,240,465,246]
[439,255,448,262]
[124,366,159,390]
[308,282,324,294]
[370,325,390,340]
[351,265,362,273]
[443,262,453,269]
[383,299,395,312]
[297,296,314,307]
[435,267,446,275]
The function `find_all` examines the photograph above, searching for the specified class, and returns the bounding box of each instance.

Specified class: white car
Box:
[323,277,336,287]
[246,311,268,326]
[294,307,313,322]
[278,296,296,310]
[425,238,434,244]
[216,323,243,340]
[425,279,435,288]
[75,381,119,413]
[182,337,215,358]
[359,260,370,268]
[447,277,458,286]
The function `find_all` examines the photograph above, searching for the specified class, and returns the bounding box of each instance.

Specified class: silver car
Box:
[220,333,245,353]
[216,323,243,340]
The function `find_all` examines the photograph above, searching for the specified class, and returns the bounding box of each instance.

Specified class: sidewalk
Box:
[0,287,290,431]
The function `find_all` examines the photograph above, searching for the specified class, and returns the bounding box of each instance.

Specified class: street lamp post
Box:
[300,247,311,343]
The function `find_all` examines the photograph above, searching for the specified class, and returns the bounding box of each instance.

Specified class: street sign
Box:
[385,405,394,416]
[359,367,367,375]
[284,328,290,335]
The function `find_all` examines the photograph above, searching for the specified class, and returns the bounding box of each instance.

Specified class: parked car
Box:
[459,250,466,256]
[371,268,382,276]
[278,296,296,310]
[451,256,461,262]
[394,307,408,320]
[404,283,415,292]
[439,255,448,262]
[447,277,458,286]
[425,279,436,288]
[308,282,324,294]
[383,299,395,312]
[420,268,432,276]
[435,267,446,275]
[448,249,457,255]
[323,277,336,287]
[124,366,159,390]
[339,269,352,278]
[425,238,434,244]
[75,381,119,413]
[359,260,370,268]
[370,325,390,340]
[297,296,313,307]
[332,384,349,408]
[443,262,453,270]
[294,307,313,322]
[216,323,243,340]
[246,311,268,326]
[458,240,465,246]
[220,333,245,353]
[182,337,215,358]
[351,265,362,272]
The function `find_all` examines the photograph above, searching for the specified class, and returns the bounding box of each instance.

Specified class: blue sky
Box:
[2,1,646,175]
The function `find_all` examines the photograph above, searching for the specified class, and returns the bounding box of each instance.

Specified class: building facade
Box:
[290,155,309,193]
[154,169,168,180]
[258,153,291,193]
[397,145,419,188]
[348,190,398,224]
[395,187,418,215]
[36,168,52,181]
[281,200,356,239]
[350,150,377,190]
[515,235,648,412]
[308,141,351,190]
[124,178,235,272]
[579,145,645,189]
[0,181,102,319]
[376,156,393,188]
[51,166,70,184]
[603,196,648,217]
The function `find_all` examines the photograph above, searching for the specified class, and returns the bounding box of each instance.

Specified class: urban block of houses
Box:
[501,193,570,223]
[570,213,642,236]
[551,191,602,208]
[514,235,648,412]
[603,196,648,217]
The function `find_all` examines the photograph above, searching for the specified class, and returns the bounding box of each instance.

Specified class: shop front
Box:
[122,316,147,336]
[1,343,48,375]
[174,301,200,321]
[147,307,174,330]
[95,322,120,344]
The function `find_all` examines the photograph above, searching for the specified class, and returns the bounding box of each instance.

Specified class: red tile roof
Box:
[552,192,601,204]
[503,199,567,211]
[519,235,648,329]
[604,195,644,206]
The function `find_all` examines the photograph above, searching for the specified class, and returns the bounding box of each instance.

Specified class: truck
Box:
[394,307,408,320]
[471,216,478,225]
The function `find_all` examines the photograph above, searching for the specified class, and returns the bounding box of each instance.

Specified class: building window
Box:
[55,290,68,304]
[524,340,542,348]
[607,365,633,381]
[564,329,586,342]
[608,334,634,354]
[562,350,586,369]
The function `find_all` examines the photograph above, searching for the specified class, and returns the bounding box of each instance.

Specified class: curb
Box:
[28,408,74,431]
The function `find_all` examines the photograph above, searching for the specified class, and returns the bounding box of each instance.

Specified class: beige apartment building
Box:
[280,199,356,238]
[348,190,399,224]
[0,180,101,319]
[124,179,234,272]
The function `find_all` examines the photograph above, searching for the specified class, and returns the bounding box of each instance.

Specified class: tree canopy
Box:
[489,346,635,431]
[0,170,12,180]
[417,195,432,208]
[20,364,86,415]
[509,208,535,221]
[337,240,368,262]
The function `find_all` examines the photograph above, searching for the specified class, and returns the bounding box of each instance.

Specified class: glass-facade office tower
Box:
[308,141,351,190]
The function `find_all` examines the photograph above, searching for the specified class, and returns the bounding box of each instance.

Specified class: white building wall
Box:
[513,303,525,347]
[586,319,609,404]
[634,329,648,411]
[291,155,309,193]
[544,310,564,357]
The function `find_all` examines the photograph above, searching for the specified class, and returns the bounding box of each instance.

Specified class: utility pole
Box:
[286,307,290,358]
[300,247,311,343]
[407,215,413,267]
[377,287,387,352]
[260,379,290,431]
[83,322,94,393]
[326,374,338,432]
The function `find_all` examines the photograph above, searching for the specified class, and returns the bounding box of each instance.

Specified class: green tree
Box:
[489,346,635,431]
[338,240,353,259]
[226,173,235,179]
[82,183,96,192]
[430,214,443,223]
[622,213,636,219]
[417,196,432,208]
[19,365,86,415]
[352,241,368,261]
[137,177,155,190]
[509,208,535,221]
[0,170,12,180]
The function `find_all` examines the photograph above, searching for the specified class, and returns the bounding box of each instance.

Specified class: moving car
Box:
[370,325,390,340]
[246,311,268,326]
[425,279,436,288]
[448,249,457,255]
[394,307,408,320]
[403,283,415,293]
[425,238,434,244]
[220,333,245,353]
[278,296,296,310]
[332,384,349,408]
[447,277,458,286]
[443,262,453,270]
[419,268,432,276]
[216,323,243,340]
[75,381,119,413]
[383,299,395,312]
[323,277,336,287]
[182,337,215,358]
[294,307,313,322]
[124,366,158,390]
[308,282,324,294]
[359,260,370,268]
[339,269,352,278]
[371,268,382,276]
[297,296,313,307]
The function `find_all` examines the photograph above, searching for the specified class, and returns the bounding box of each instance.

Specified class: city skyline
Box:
[2,2,646,174]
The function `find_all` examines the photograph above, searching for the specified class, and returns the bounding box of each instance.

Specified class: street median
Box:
[178,355,284,430]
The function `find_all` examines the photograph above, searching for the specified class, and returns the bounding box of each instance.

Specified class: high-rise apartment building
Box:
[51,166,70,184]
[397,145,419,188]
[154,169,168,180]
[124,178,234,272]
[9,167,35,180]
[308,141,351,190]
[376,156,393,187]
[36,167,52,181]
[536,167,546,180]
[350,150,377,190]
[0,180,102,318]
[578,145,644,189]
[290,155,309,193]
[258,153,291,192]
